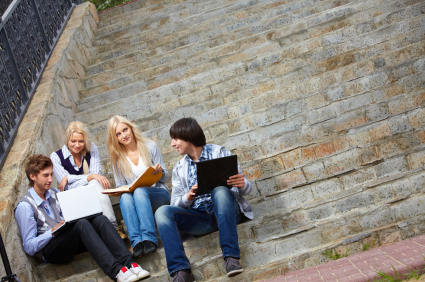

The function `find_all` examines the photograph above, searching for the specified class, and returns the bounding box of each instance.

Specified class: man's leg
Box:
[44,216,126,280]
[155,205,215,276]
[211,187,242,259]
[90,215,135,268]
[133,187,170,245]
[120,192,142,248]
[89,179,118,228]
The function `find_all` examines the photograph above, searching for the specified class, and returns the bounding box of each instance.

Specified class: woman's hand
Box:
[152,163,163,175]
[186,184,198,201]
[88,174,111,189]
[227,174,245,189]
[58,176,68,192]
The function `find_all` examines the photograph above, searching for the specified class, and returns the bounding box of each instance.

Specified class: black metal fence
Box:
[0,0,82,170]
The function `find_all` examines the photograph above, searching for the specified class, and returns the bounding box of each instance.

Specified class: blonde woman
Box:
[107,116,170,258]
[50,121,124,238]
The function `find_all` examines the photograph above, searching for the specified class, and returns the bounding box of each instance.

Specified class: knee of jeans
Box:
[120,192,132,205]
[154,205,171,224]
[212,186,231,200]
[75,218,91,231]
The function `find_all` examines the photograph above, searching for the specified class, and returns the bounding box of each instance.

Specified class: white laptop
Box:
[53,184,103,234]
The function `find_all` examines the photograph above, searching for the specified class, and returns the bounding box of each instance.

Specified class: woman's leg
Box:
[133,187,170,245]
[89,179,118,228]
[120,193,142,248]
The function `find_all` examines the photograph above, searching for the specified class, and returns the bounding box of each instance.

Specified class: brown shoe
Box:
[116,225,128,239]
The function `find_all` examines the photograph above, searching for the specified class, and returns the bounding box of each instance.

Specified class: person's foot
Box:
[132,242,145,259]
[117,225,128,239]
[224,257,244,277]
[171,270,195,282]
[129,262,150,280]
[116,266,138,282]
[143,240,157,255]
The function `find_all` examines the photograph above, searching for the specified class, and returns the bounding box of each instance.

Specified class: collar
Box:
[28,187,51,206]
[185,145,209,163]
[61,144,72,159]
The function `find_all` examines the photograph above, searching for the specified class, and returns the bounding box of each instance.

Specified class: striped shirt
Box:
[50,143,101,190]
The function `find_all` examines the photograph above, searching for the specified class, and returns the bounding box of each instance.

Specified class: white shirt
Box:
[127,155,147,177]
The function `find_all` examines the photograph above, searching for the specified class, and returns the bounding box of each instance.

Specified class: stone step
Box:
[97,0,182,23]
[89,0,359,64]
[95,0,241,38]
[76,32,425,138]
[90,0,422,65]
[37,166,425,281]
[81,0,425,100]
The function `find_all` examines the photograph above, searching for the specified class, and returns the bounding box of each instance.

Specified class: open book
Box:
[102,167,162,196]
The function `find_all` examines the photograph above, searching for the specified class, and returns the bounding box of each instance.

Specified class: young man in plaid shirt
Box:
[155,117,253,282]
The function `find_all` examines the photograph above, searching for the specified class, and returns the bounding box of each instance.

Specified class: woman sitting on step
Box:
[107,115,170,258]
[50,121,126,239]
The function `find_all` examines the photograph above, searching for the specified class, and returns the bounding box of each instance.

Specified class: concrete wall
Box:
[0,3,98,281]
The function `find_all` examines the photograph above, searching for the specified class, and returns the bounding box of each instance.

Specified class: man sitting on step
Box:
[15,154,150,282]
[155,117,253,282]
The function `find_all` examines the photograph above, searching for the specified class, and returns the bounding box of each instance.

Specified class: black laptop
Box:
[195,155,238,196]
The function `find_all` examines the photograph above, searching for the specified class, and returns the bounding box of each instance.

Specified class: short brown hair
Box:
[25,155,53,187]
[170,117,206,147]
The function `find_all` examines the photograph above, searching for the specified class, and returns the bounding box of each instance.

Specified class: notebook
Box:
[195,155,238,196]
[53,184,103,234]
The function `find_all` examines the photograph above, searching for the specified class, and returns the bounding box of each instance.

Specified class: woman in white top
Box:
[50,121,124,237]
[107,116,170,258]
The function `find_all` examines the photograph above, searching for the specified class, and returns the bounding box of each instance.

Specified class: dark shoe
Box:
[132,242,145,259]
[143,240,157,255]
[225,257,243,277]
[171,270,195,282]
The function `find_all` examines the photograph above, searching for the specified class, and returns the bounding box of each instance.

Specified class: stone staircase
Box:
[35,0,425,280]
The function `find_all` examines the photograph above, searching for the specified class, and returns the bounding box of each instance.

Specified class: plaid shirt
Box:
[187,144,213,208]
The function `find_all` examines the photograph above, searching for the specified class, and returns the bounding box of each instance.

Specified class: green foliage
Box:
[363,240,376,251]
[83,0,135,12]
[321,249,350,260]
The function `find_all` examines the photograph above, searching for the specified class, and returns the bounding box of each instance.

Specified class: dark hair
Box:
[170,117,206,147]
[25,154,53,187]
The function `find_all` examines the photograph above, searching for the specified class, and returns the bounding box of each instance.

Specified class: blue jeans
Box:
[120,187,170,247]
[155,186,242,275]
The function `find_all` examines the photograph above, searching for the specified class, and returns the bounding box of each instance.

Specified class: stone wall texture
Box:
[0,3,98,281]
[1,0,425,281]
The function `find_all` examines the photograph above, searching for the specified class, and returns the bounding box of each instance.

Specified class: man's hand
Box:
[58,176,68,192]
[88,174,111,189]
[227,174,245,189]
[152,163,163,175]
[52,220,65,235]
[186,184,198,201]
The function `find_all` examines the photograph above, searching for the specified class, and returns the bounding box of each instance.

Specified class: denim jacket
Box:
[112,141,169,190]
[170,144,253,219]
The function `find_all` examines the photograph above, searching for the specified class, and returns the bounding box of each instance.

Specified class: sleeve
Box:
[220,147,252,196]
[149,142,169,184]
[170,165,192,207]
[50,151,89,190]
[15,202,54,256]
[89,143,102,175]
[112,164,128,189]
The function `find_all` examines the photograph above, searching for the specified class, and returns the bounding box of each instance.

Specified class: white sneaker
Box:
[116,266,138,282]
[129,263,151,280]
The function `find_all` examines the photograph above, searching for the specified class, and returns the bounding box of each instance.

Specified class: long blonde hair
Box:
[107,116,153,178]
[64,121,92,174]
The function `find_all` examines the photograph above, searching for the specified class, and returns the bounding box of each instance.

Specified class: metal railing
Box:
[0,0,82,170]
